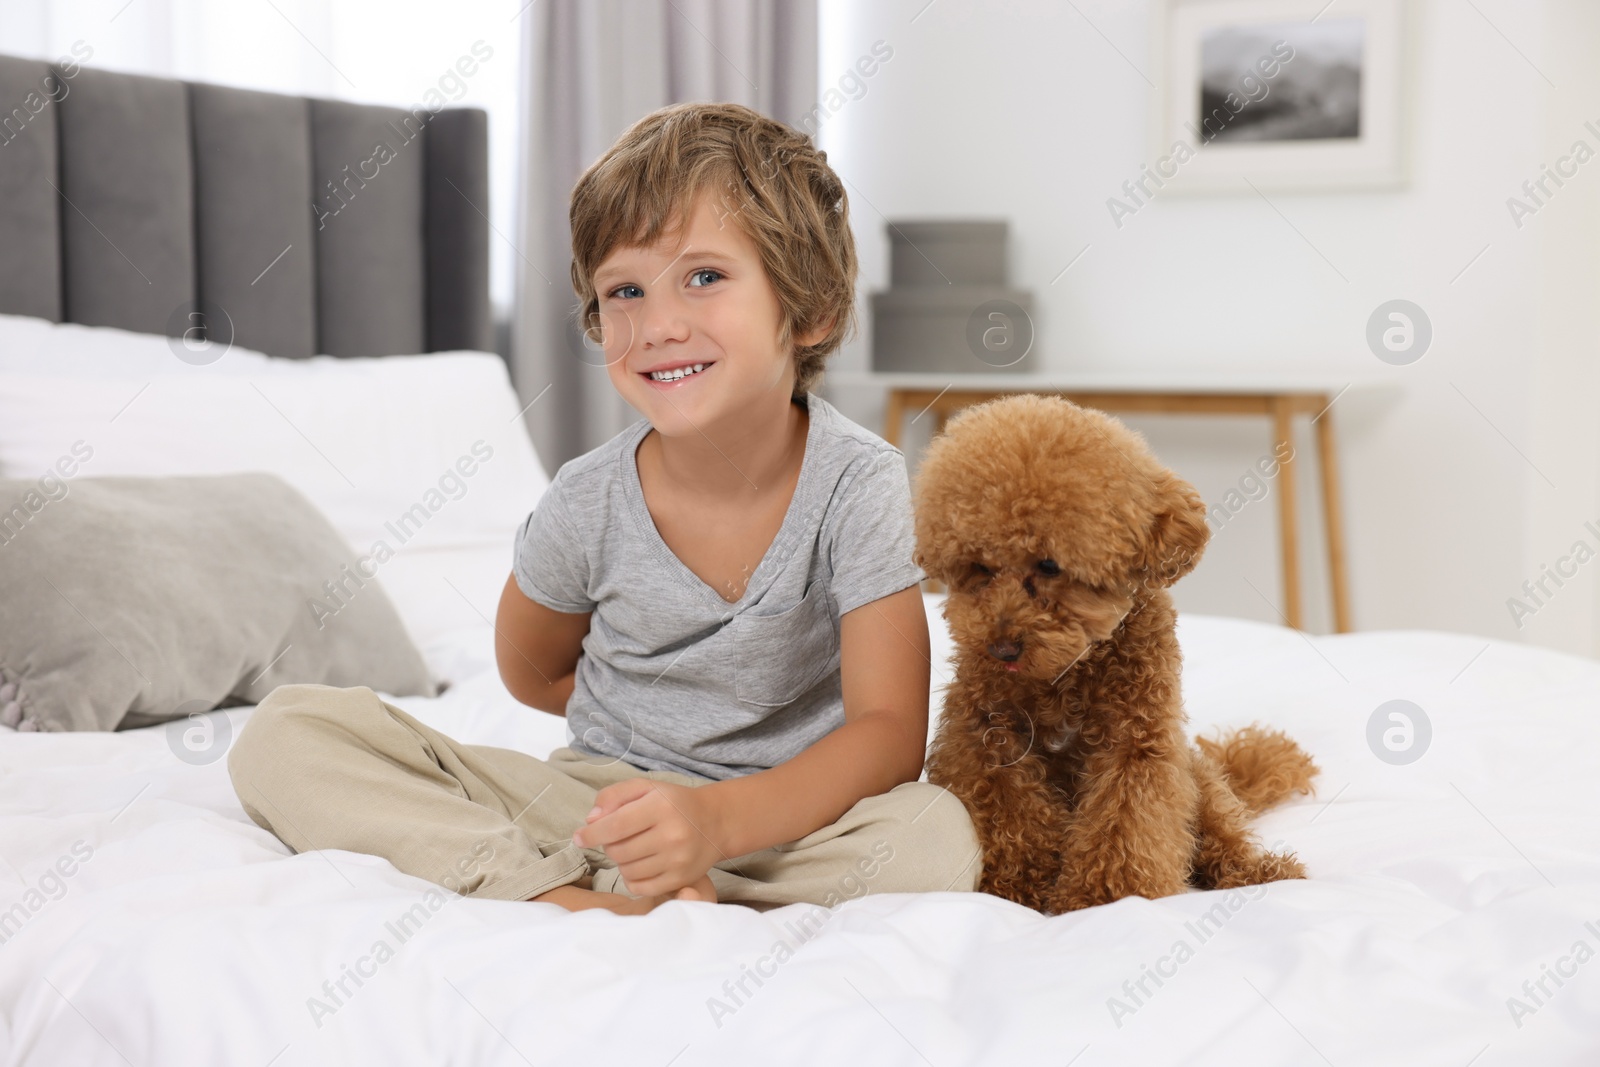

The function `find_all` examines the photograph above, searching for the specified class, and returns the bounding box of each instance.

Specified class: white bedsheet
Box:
[3,596,1598,1066]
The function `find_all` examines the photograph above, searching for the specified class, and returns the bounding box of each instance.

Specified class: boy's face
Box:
[592,186,823,435]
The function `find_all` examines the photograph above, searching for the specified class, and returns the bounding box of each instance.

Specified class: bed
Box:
[3,55,1599,1067]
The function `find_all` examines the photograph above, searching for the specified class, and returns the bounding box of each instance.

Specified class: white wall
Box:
[1522,0,1600,657]
[817,0,1600,654]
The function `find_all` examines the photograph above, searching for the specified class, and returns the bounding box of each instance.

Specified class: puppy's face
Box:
[939,552,1137,683]
[912,395,1209,684]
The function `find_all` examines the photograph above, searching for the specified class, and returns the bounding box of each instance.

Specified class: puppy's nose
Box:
[987,639,1022,662]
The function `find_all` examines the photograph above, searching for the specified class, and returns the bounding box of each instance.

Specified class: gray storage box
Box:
[871,217,1035,375]
[871,287,1036,374]
[888,220,1009,287]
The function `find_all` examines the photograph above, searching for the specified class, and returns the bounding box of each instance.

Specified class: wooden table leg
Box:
[1272,397,1303,630]
[1315,402,1352,633]
[882,389,907,448]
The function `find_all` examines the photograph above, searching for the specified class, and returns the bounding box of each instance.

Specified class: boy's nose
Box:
[637,303,691,347]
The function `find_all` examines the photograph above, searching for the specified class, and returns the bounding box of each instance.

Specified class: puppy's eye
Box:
[966,562,993,586]
[1035,559,1060,576]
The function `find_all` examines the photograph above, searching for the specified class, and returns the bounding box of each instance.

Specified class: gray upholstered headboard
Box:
[0,55,491,359]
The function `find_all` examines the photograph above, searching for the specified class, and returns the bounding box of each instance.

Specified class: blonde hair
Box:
[568,101,859,399]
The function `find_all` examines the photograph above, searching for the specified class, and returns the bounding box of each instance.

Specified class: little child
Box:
[229,101,980,915]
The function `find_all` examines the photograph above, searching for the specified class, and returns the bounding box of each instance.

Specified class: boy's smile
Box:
[638,358,715,390]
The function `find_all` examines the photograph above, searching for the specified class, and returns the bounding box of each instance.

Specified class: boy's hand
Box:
[572,779,729,897]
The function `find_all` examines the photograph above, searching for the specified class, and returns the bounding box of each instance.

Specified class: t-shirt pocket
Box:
[732,580,838,708]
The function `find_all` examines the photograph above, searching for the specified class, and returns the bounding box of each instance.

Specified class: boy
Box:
[228,101,980,915]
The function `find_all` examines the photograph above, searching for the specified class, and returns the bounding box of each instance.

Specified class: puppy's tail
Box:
[1196,724,1319,817]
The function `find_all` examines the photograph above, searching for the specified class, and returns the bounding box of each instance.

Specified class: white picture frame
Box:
[1150,0,1412,192]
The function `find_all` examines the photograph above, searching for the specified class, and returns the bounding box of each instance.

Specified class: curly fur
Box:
[914,394,1319,915]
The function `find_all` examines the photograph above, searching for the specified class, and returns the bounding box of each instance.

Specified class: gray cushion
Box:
[56,65,196,335]
[0,52,491,361]
[310,99,427,357]
[426,106,493,354]
[0,56,62,322]
[0,472,438,732]
[190,83,318,359]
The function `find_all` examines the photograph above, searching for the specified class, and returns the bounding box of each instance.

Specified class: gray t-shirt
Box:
[511,392,926,781]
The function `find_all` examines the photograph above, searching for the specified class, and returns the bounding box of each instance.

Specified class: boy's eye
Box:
[606,269,721,301]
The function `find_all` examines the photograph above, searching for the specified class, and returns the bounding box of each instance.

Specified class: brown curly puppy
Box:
[914,394,1318,915]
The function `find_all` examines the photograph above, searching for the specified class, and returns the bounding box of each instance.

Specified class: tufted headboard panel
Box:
[0,54,491,358]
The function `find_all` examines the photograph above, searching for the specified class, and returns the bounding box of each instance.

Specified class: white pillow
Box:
[0,314,551,681]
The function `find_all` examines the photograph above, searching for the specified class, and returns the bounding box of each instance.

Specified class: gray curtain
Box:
[511,0,819,473]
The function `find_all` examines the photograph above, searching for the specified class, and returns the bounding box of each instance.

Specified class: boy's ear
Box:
[796,312,836,348]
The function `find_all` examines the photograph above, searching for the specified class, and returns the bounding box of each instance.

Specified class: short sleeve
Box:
[825,449,928,616]
[512,473,595,613]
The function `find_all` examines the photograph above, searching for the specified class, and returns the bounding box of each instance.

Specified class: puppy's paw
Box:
[1199,848,1307,889]
[1255,850,1307,883]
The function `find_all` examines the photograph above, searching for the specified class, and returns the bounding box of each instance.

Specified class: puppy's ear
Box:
[1138,473,1210,587]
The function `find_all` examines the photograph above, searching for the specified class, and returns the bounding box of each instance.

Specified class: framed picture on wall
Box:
[1150,0,1412,191]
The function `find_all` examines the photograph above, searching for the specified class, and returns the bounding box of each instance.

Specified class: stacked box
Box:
[870,219,1035,374]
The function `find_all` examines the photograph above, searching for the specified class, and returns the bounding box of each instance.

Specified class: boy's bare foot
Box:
[530,872,718,914]
[530,884,665,915]
[671,873,718,904]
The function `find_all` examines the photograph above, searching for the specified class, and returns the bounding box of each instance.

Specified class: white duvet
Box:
[3,595,1598,1066]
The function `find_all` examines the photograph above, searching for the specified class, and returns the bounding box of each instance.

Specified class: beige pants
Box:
[227,683,982,910]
